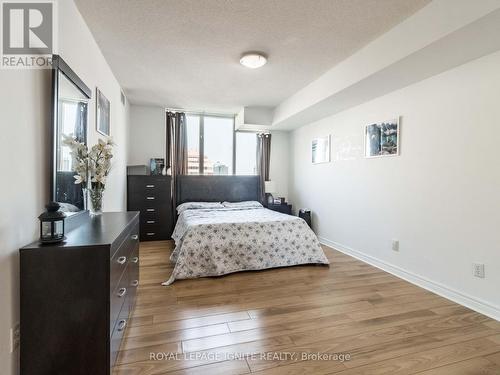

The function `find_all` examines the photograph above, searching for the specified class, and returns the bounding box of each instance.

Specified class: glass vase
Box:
[88,186,104,215]
[82,187,88,211]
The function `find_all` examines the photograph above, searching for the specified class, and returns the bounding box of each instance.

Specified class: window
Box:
[235,132,257,175]
[186,115,200,175]
[185,113,258,176]
[204,116,234,175]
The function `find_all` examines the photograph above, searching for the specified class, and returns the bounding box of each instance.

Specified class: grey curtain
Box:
[256,133,272,204]
[166,113,173,170]
[173,112,188,175]
[166,111,187,214]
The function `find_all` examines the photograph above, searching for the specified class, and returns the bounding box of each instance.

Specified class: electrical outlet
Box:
[392,239,399,252]
[10,323,19,353]
[473,263,485,278]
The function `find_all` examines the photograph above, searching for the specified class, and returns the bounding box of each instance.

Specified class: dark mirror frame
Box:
[50,55,92,225]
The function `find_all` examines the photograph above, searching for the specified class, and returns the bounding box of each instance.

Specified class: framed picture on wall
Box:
[364,118,400,158]
[96,88,110,136]
[312,135,331,164]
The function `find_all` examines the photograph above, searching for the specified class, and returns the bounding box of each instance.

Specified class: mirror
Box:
[51,55,91,216]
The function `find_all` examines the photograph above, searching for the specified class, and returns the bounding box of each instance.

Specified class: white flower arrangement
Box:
[88,138,114,189]
[63,135,114,188]
[63,135,114,213]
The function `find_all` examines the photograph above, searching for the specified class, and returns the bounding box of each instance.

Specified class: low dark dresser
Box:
[127,175,173,241]
[20,211,139,375]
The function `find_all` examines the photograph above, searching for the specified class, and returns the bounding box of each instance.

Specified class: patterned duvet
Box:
[163,207,329,285]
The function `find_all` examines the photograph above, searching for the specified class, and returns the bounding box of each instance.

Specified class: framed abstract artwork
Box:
[312,135,331,164]
[364,118,400,158]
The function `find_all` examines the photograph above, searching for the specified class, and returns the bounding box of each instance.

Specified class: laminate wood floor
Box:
[113,240,500,375]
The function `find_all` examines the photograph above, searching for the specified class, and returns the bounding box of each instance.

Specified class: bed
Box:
[162,176,329,285]
[163,204,329,284]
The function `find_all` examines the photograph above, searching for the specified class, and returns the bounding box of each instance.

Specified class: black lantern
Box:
[39,202,66,243]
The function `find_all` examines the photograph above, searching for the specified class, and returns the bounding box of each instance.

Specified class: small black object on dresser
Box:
[127,175,173,241]
[266,202,292,215]
[20,212,140,375]
[299,209,312,228]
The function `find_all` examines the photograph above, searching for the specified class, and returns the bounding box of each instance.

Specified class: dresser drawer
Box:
[110,276,133,366]
[110,325,123,368]
[129,241,139,272]
[128,202,170,221]
[140,223,171,241]
[128,175,169,196]
[141,221,164,233]
[142,216,160,226]
[128,244,139,309]
[110,223,139,290]
[139,205,169,220]
[140,229,162,240]
[129,243,139,298]
[110,267,128,334]
[111,222,139,259]
[110,247,128,293]
[129,193,169,209]
[110,299,130,367]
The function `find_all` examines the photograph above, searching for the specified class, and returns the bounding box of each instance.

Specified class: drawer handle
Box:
[117,256,127,265]
[117,287,127,298]
[131,234,139,240]
[146,232,156,236]
[146,220,155,224]
[117,319,127,332]
[146,197,155,200]
[146,184,155,188]
[131,256,139,264]
[131,280,139,287]
[146,208,155,212]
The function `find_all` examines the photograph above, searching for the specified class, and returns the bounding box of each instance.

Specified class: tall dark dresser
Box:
[20,212,139,375]
[127,175,173,241]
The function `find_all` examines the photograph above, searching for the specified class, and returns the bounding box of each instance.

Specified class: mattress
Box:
[163,207,329,285]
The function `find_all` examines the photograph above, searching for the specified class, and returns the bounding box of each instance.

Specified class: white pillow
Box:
[222,201,263,209]
[176,202,224,214]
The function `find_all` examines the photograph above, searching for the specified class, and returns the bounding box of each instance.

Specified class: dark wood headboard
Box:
[176,175,260,205]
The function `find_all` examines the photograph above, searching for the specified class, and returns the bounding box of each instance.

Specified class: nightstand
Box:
[266,202,292,215]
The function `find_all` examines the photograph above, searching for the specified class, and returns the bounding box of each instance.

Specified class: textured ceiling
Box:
[75,0,430,113]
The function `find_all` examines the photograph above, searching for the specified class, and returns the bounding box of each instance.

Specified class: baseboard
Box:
[318,236,500,322]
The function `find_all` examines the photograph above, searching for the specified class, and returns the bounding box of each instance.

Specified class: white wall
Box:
[289,51,500,319]
[128,105,166,166]
[0,1,129,374]
[0,69,51,375]
[60,0,130,212]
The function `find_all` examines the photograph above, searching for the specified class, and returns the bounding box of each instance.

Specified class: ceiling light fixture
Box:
[240,52,267,69]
